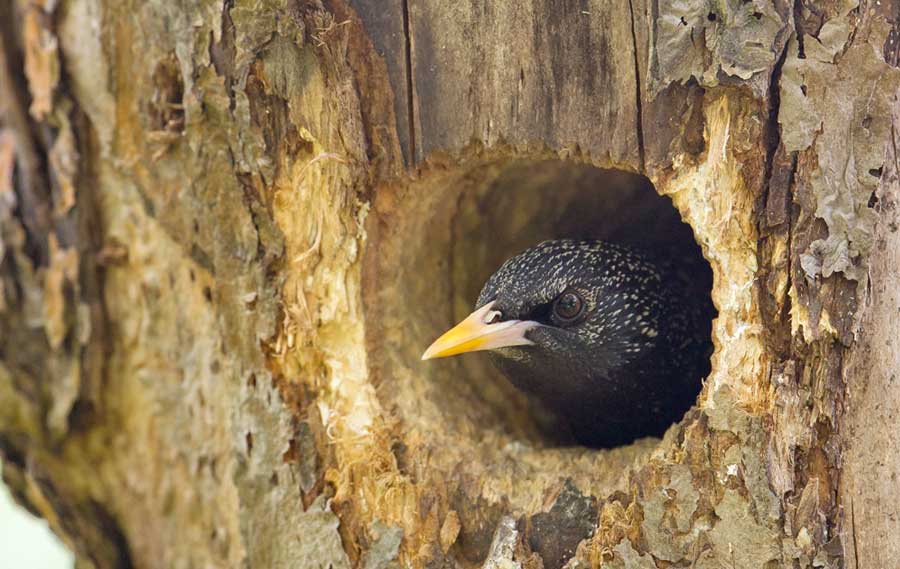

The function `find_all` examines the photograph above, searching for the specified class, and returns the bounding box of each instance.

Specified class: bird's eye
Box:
[553,291,585,322]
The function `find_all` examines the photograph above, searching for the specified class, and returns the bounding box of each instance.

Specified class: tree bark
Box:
[1,0,898,568]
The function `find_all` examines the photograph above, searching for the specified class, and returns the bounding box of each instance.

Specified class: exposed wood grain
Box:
[345,0,414,164]
[840,122,900,568]
[407,0,642,167]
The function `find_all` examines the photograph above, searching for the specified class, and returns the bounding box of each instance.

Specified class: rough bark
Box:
[0,0,898,568]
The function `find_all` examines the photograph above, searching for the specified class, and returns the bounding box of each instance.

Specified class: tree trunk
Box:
[1,0,898,567]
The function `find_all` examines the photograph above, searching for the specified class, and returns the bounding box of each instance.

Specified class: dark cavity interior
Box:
[365,159,715,452]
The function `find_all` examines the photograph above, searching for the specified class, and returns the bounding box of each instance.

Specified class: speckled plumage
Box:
[477,239,713,447]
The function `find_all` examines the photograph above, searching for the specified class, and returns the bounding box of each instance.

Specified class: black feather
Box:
[477,239,714,447]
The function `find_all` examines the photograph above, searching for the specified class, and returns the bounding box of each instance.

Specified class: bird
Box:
[421,238,714,448]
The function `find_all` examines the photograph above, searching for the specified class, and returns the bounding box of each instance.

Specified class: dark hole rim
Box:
[363,156,717,452]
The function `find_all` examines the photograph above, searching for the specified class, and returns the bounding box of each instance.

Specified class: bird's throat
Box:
[489,349,607,416]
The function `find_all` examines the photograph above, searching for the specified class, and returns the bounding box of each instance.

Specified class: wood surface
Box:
[0,0,898,567]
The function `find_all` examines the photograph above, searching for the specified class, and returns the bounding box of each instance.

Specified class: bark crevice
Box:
[626,0,646,173]
[400,0,417,164]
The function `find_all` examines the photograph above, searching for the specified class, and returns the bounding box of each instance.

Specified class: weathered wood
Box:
[407,0,642,166]
[840,120,900,568]
[344,0,413,166]
[1,0,899,567]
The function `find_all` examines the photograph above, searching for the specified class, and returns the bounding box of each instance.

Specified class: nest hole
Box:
[364,158,714,551]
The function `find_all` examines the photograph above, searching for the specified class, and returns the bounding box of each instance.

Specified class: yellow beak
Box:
[421,301,539,360]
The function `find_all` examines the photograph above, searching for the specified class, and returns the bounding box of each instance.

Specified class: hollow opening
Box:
[451,161,714,441]
[364,157,715,555]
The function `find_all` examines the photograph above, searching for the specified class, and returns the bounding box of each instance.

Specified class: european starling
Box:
[422,239,713,448]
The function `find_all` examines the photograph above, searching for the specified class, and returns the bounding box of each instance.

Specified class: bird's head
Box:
[422,240,662,407]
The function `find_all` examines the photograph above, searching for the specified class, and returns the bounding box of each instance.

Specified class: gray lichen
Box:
[639,465,699,563]
[652,0,790,96]
[482,516,521,569]
[362,521,403,569]
[294,497,353,569]
[708,489,780,567]
[606,539,657,569]
[780,16,900,284]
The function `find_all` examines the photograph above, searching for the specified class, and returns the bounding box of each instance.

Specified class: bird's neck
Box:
[490,349,612,414]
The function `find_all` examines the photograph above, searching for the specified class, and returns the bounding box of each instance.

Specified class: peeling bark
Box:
[1,0,898,568]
